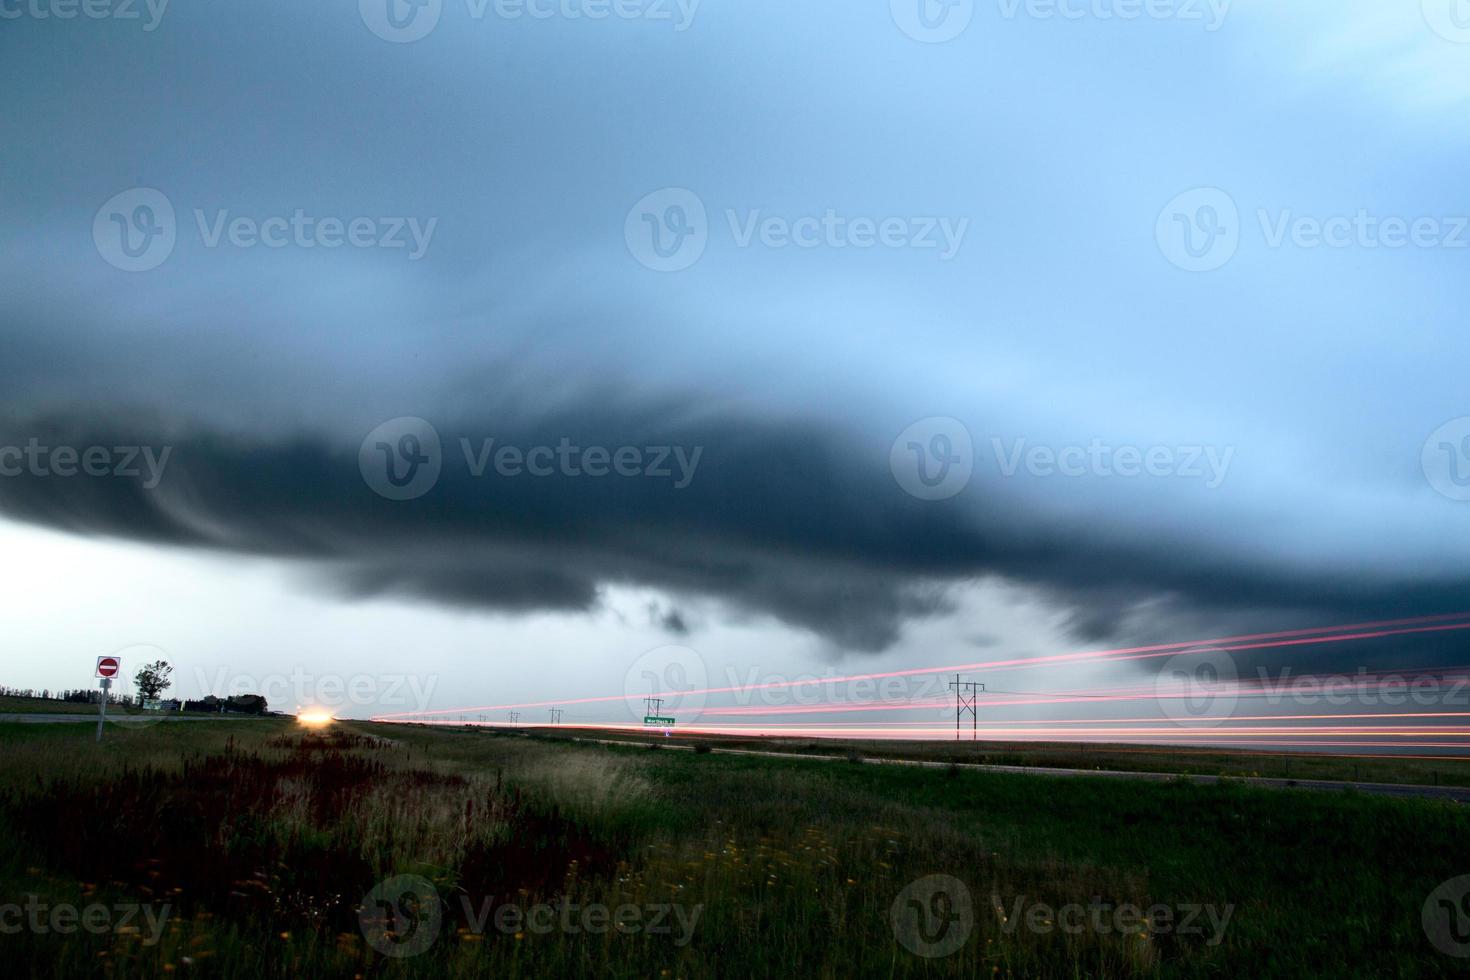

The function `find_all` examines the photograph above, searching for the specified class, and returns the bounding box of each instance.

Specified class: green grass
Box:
[0,695,231,720]
[0,695,105,715]
[0,720,1464,978]
[551,726,1470,788]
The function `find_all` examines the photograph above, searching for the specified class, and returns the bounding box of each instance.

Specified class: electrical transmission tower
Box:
[508,711,520,724]
[950,675,985,741]
[643,694,664,725]
[549,708,563,724]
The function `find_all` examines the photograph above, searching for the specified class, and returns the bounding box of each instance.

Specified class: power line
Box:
[643,694,664,724]
[950,674,985,741]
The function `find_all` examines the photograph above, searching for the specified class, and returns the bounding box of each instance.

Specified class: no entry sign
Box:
[95,656,121,679]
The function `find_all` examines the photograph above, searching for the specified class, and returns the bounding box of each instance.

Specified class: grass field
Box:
[0,696,228,719]
[0,696,107,715]
[1,719,1467,977]
[540,726,1470,788]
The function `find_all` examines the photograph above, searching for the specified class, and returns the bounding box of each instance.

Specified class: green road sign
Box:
[644,716,676,726]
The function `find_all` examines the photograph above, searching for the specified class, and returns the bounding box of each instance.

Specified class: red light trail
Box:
[375,611,1470,720]
[370,612,1470,755]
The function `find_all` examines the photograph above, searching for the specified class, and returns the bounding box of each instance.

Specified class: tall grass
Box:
[0,720,1464,978]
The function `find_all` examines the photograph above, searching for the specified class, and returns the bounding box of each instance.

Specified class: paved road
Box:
[548,733,1470,804]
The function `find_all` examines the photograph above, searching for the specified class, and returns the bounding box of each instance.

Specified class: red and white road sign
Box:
[95,656,121,679]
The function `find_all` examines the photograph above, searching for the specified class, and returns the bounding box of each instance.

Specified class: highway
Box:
[542,732,1470,804]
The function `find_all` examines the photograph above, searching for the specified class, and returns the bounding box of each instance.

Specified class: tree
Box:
[227,694,268,715]
[134,660,173,703]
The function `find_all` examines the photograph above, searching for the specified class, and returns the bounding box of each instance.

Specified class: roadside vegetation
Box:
[0,720,1465,978]
[566,727,1470,788]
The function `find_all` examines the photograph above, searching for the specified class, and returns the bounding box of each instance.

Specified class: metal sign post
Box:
[96,678,111,743]
[95,656,121,744]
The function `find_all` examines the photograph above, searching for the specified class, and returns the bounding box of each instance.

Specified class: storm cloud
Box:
[3,0,1468,669]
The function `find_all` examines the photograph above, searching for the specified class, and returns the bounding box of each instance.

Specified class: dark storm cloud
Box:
[0,394,1467,660]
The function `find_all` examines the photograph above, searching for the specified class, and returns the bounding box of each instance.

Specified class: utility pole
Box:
[950,675,984,742]
[508,711,520,725]
[643,694,664,725]
[549,708,563,725]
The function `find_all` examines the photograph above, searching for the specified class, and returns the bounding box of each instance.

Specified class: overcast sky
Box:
[2,1,1469,735]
